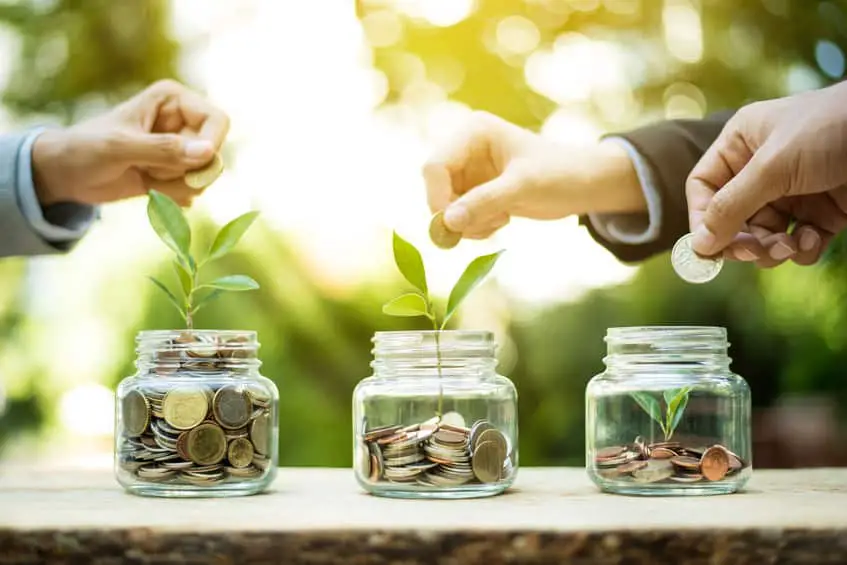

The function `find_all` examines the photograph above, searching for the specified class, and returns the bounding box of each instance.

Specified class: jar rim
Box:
[137,329,257,339]
[606,326,726,340]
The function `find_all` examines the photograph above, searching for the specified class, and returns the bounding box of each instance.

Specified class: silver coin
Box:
[671,233,723,284]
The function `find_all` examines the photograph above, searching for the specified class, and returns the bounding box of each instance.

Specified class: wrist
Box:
[582,140,648,214]
[31,128,74,207]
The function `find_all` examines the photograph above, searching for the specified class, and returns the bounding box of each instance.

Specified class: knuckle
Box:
[150,79,182,95]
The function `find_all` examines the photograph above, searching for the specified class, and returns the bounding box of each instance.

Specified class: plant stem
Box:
[430,312,443,418]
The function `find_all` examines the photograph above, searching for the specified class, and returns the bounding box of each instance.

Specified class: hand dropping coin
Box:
[671,233,723,284]
[185,152,224,189]
[429,211,461,250]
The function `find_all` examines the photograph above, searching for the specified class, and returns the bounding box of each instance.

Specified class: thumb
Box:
[442,171,518,233]
[688,145,782,256]
[113,133,215,169]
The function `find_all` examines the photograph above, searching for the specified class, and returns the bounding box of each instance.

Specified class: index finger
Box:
[686,127,754,235]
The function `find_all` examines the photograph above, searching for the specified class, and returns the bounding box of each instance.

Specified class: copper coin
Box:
[176,431,191,461]
[700,445,730,481]
[670,456,701,471]
[650,447,677,459]
[595,446,626,461]
[377,432,407,445]
[364,425,402,442]
[615,459,648,475]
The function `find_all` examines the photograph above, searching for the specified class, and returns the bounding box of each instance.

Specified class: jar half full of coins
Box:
[114,330,278,497]
[353,330,519,499]
[586,326,752,496]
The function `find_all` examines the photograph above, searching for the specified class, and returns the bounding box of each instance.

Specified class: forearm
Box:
[581,111,736,263]
[0,130,94,258]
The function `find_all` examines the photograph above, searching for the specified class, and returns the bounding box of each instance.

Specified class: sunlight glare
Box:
[663,0,703,63]
[59,384,115,437]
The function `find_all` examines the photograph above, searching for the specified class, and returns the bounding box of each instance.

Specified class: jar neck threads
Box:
[135,330,261,375]
[371,330,497,376]
[603,326,730,371]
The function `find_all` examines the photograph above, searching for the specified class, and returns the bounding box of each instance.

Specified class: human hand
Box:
[32,79,230,207]
[423,111,646,239]
[686,82,847,267]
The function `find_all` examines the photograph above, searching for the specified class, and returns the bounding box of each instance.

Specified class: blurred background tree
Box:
[1,0,846,468]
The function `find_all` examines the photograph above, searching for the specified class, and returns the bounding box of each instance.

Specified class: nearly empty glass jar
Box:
[114,330,278,497]
[586,326,751,496]
[353,330,518,499]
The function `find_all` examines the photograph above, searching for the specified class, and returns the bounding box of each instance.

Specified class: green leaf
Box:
[442,250,504,328]
[173,260,193,299]
[207,211,260,263]
[667,387,693,439]
[196,275,260,292]
[191,289,225,315]
[392,231,428,295]
[382,293,432,318]
[147,190,191,263]
[630,392,667,436]
[148,276,186,321]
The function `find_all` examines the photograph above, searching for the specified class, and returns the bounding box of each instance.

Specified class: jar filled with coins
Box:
[353,330,518,499]
[114,330,278,497]
[586,326,752,496]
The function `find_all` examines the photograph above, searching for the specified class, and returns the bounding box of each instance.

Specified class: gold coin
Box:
[250,411,271,456]
[700,445,730,481]
[428,211,461,250]
[162,386,209,430]
[227,437,255,469]
[186,422,227,466]
[122,390,149,437]
[185,152,224,189]
[212,385,252,430]
[471,440,504,483]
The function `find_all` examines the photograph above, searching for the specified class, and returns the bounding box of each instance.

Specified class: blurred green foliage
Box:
[1,0,847,467]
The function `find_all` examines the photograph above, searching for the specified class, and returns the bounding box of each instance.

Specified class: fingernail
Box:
[735,247,759,261]
[691,225,717,255]
[770,242,795,260]
[799,230,820,252]
[443,205,470,231]
[183,139,214,158]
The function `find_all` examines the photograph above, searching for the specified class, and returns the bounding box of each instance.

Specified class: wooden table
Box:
[1,466,846,564]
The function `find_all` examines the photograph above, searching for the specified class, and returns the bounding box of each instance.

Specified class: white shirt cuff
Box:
[587,137,662,245]
[16,128,95,242]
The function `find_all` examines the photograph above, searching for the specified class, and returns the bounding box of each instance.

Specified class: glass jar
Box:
[353,330,518,499]
[114,330,278,497]
[586,326,752,496]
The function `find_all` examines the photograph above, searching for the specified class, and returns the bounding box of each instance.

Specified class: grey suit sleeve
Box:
[0,131,93,258]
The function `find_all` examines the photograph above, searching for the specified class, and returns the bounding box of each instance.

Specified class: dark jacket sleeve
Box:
[580,110,735,263]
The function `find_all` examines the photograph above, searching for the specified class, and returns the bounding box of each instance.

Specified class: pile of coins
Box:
[358,412,512,487]
[118,332,273,486]
[594,438,747,484]
[149,332,255,374]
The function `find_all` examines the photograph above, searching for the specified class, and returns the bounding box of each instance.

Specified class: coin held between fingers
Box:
[185,152,224,189]
[671,233,724,284]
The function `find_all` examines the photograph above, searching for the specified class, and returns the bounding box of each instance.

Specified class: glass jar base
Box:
[121,477,274,498]
[359,479,513,499]
[594,476,750,497]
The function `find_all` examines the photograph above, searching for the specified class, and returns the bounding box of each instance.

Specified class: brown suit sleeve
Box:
[580,110,735,263]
